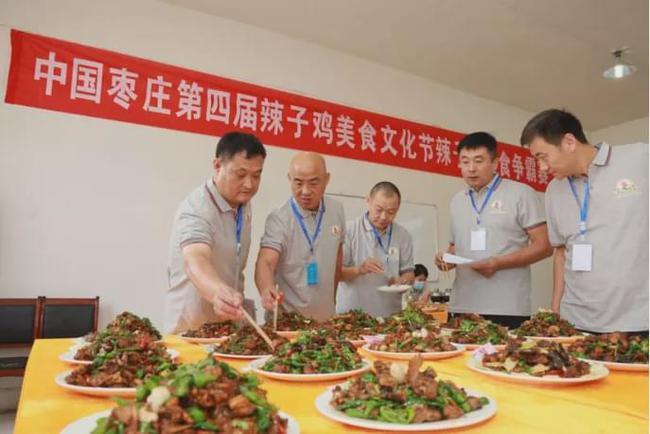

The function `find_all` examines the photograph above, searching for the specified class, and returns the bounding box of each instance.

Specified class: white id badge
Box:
[571,243,592,271]
[470,228,487,251]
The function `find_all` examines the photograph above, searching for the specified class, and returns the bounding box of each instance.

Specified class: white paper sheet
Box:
[442,253,475,265]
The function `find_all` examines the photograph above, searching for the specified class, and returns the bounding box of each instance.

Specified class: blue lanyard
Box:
[205,182,244,256]
[290,198,325,254]
[468,175,501,225]
[568,177,589,236]
[235,205,243,256]
[366,213,392,256]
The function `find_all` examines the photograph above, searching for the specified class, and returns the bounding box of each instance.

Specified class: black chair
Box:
[0,297,42,377]
[39,297,99,339]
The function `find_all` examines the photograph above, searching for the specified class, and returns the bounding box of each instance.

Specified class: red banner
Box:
[5,29,547,190]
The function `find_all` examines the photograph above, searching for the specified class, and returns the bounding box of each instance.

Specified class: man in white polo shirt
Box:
[522,109,649,334]
[255,152,345,322]
[337,181,415,317]
[436,132,553,328]
[165,132,266,333]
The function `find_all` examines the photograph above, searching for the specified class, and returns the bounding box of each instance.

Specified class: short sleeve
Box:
[260,211,286,253]
[516,185,546,230]
[399,229,415,273]
[177,208,213,249]
[544,186,564,247]
[342,224,354,266]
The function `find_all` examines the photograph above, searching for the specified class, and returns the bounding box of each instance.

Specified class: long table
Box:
[14,336,648,433]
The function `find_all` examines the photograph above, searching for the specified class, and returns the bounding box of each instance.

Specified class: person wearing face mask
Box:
[435,132,553,329]
[412,263,429,301]
[337,182,415,317]
[165,132,266,333]
[522,109,648,334]
[255,152,345,322]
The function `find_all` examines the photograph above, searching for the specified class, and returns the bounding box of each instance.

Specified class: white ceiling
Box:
[164,0,648,131]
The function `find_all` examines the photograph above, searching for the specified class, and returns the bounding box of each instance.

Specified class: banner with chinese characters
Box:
[4,29,547,190]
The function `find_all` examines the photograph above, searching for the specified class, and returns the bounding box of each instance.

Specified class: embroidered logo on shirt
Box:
[614,178,639,197]
[488,199,506,214]
[331,224,341,236]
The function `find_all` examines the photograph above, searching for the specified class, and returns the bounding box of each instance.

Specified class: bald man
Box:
[255,152,345,321]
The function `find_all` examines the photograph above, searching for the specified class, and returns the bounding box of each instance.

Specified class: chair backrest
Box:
[39,297,99,338]
[0,298,42,347]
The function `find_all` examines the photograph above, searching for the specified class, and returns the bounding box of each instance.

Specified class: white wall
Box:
[591,117,649,146]
[0,0,554,328]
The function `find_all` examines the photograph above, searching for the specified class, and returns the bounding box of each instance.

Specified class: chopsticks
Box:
[241,309,275,351]
[273,297,279,332]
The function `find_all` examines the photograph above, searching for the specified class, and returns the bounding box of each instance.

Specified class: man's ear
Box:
[561,133,578,152]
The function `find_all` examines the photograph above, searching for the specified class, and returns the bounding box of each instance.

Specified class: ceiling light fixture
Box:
[603,48,637,79]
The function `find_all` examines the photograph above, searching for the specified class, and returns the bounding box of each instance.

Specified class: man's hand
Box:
[211,285,244,320]
[359,258,385,275]
[260,286,284,311]
[435,251,456,271]
[470,257,500,278]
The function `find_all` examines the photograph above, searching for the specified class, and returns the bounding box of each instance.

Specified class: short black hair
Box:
[369,181,401,203]
[457,132,497,160]
[215,132,266,160]
[520,109,588,147]
[414,264,429,279]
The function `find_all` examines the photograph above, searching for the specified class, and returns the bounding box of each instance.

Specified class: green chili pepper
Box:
[192,371,216,388]
[187,406,206,423]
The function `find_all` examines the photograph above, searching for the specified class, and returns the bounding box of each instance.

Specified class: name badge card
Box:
[571,243,592,271]
[470,228,487,251]
[306,262,319,285]
[386,249,400,277]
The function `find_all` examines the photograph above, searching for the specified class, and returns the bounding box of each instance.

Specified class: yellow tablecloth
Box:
[14,336,648,433]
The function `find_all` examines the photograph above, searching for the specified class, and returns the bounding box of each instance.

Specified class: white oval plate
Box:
[362,343,465,360]
[70,337,94,346]
[248,357,371,382]
[176,334,230,344]
[577,358,649,372]
[522,335,587,344]
[59,348,179,365]
[55,371,136,397]
[450,342,506,351]
[315,386,496,431]
[377,284,412,293]
[467,357,609,385]
[208,346,272,360]
[71,337,164,345]
[60,409,301,434]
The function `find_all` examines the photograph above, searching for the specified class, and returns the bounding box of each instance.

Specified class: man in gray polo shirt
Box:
[165,132,266,333]
[436,132,553,328]
[523,109,649,333]
[255,152,345,322]
[337,182,415,317]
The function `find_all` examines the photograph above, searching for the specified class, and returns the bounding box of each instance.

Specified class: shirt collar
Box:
[466,173,499,196]
[206,178,234,213]
[362,213,374,232]
[592,142,612,166]
[363,213,389,235]
[291,197,324,218]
